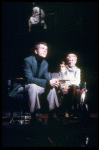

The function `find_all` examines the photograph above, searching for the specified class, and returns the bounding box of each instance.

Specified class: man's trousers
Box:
[17,84,59,113]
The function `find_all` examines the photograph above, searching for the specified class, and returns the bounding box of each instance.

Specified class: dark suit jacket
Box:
[8,55,50,98]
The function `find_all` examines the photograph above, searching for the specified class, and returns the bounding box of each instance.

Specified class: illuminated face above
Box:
[67,57,76,68]
[35,44,48,58]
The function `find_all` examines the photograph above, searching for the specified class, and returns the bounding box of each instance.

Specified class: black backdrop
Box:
[2,2,98,112]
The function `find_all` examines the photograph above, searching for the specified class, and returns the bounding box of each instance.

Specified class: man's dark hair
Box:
[34,42,48,51]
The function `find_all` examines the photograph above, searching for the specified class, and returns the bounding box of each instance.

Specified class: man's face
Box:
[60,63,66,72]
[35,44,48,58]
[67,57,76,68]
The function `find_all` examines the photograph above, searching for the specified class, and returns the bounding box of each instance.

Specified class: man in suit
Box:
[9,42,60,123]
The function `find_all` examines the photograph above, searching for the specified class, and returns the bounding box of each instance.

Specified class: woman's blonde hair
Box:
[66,53,77,63]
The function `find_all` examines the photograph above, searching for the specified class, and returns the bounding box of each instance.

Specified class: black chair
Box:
[8,78,29,123]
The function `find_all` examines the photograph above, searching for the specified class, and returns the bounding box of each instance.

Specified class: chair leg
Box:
[10,110,13,124]
[9,117,13,124]
[20,109,23,118]
[10,98,13,124]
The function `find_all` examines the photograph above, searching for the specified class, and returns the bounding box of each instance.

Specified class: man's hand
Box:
[49,79,60,87]
[54,79,60,87]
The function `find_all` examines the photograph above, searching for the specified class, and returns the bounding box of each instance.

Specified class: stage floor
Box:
[2,111,98,147]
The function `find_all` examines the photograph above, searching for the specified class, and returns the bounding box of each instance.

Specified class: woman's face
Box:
[67,57,76,68]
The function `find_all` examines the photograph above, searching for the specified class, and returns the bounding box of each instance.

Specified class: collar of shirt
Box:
[67,66,76,71]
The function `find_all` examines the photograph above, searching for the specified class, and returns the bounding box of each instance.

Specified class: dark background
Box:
[2,2,98,112]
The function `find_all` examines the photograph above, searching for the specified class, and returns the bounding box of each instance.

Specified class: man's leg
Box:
[46,87,59,123]
[47,87,59,111]
[18,84,45,122]
[25,84,45,113]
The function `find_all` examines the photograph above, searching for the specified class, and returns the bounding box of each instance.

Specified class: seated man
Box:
[58,53,81,117]
[8,42,60,124]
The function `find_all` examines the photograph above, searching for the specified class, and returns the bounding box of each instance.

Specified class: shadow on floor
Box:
[2,111,98,147]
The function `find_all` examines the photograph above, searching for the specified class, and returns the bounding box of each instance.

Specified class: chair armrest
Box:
[7,78,25,92]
